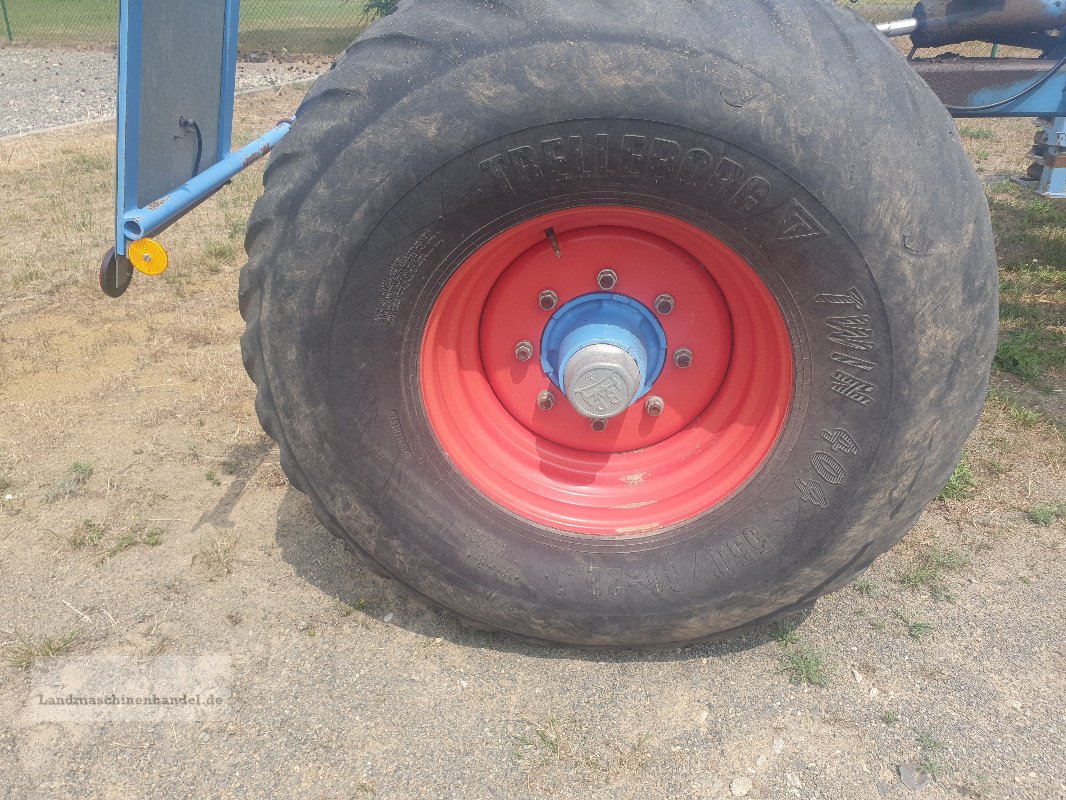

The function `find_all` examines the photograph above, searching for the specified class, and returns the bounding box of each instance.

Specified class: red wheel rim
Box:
[420,207,793,536]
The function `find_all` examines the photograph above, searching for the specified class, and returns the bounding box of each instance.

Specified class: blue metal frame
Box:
[217,0,240,163]
[115,0,290,258]
[954,73,1066,198]
[115,0,144,258]
[1038,116,1066,199]
[955,72,1066,118]
[121,120,291,240]
[108,7,1063,283]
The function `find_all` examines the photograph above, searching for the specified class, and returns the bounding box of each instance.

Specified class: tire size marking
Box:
[795,478,828,509]
[695,527,777,584]
[830,352,876,372]
[796,282,882,508]
[829,370,875,406]
[386,409,413,459]
[776,198,827,242]
[824,315,875,352]
[818,292,878,405]
[813,288,866,309]
[548,558,688,601]
[796,429,861,509]
[821,427,859,454]
[811,452,846,485]
[544,528,779,600]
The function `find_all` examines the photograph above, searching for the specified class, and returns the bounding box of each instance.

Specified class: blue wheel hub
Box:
[540,292,668,420]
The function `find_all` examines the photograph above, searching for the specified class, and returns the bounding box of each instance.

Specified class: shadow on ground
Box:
[192,437,277,532]
[273,487,810,663]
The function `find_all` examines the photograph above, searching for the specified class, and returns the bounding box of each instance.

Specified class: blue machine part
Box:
[115,0,289,258]
[541,293,668,402]
[957,71,1066,118]
[121,120,291,241]
[1038,116,1066,199]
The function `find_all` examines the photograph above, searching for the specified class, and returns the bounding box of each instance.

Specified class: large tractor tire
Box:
[240,0,998,647]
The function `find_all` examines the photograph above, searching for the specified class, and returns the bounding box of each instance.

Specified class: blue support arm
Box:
[121,119,291,241]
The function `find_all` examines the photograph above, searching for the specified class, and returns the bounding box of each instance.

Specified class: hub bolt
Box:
[654,294,675,315]
[515,340,534,362]
[536,390,555,411]
[591,419,609,432]
[596,269,618,291]
[645,395,665,417]
[539,290,559,311]
[674,347,693,369]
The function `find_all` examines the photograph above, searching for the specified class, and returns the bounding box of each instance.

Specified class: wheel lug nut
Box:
[515,340,534,362]
[596,269,618,291]
[654,294,675,315]
[536,390,555,411]
[674,348,693,369]
[645,395,664,417]
[591,419,608,432]
[539,290,558,311]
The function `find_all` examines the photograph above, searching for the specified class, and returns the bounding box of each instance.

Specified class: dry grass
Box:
[195,533,239,576]
[3,629,78,669]
[514,716,653,778]
[43,460,93,503]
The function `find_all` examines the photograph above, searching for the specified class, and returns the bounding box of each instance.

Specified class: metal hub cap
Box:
[564,344,642,420]
[540,292,667,421]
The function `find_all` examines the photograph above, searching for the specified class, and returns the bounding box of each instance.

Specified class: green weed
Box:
[1028,504,1065,527]
[958,126,996,141]
[4,630,77,669]
[780,647,829,687]
[852,578,874,596]
[100,524,164,557]
[68,519,106,549]
[203,240,239,263]
[771,621,801,646]
[44,460,93,503]
[107,533,138,557]
[906,621,935,641]
[363,0,398,21]
[985,459,1008,475]
[195,534,237,576]
[917,733,944,780]
[986,388,1045,427]
[69,153,110,172]
[995,329,1063,385]
[897,547,971,600]
[938,459,976,501]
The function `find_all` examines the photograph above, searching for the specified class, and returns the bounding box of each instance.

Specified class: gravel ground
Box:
[0,46,328,137]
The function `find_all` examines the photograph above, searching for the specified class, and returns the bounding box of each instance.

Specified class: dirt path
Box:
[0,89,1063,800]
